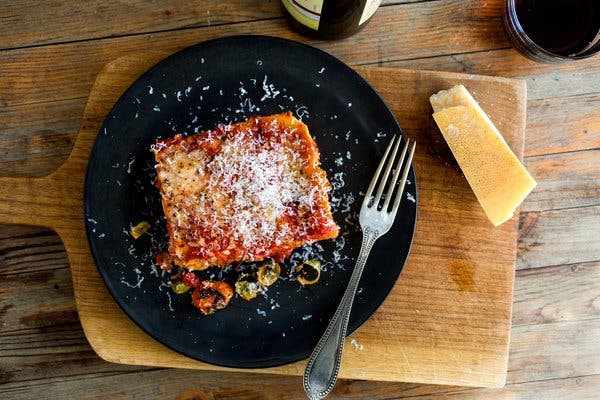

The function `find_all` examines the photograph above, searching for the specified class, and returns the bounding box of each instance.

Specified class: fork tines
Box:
[364,135,416,215]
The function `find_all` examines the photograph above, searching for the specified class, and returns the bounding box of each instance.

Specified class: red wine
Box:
[282,0,381,39]
[514,0,599,56]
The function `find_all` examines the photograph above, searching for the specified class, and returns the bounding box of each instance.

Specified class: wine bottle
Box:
[282,0,381,39]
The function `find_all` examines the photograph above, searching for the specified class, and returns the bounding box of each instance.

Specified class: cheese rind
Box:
[430,85,536,226]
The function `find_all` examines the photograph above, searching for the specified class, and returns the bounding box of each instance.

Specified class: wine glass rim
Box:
[504,0,600,61]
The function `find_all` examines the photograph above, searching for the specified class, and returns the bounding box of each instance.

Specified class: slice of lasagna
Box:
[153,112,339,271]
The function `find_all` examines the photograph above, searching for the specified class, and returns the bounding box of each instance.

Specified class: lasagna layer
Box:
[153,112,339,270]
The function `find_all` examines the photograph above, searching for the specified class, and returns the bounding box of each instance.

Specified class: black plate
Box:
[84,35,417,368]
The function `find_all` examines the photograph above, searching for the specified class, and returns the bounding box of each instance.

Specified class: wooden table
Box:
[1,1,598,398]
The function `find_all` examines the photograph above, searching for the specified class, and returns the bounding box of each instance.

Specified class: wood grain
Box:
[517,206,600,270]
[2,1,597,179]
[0,231,600,337]
[4,53,599,180]
[508,319,600,383]
[0,1,408,50]
[397,375,600,400]
[0,98,83,177]
[3,87,598,182]
[0,1,284,50]
[512,261,600,326]
[525,94,600,157]
[2,371,599,400]
[0,267,76,332]
[2,0,600,398]
[523,150,600,212]
[387,51,600,158]
[0,2,508,109]
[0,53,529,387]
[0,225,68,274]
[1,226,599,398]
[387,49,600,100]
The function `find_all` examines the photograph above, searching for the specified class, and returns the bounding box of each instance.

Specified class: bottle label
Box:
[359,0,382,25]
[282,0,324,31]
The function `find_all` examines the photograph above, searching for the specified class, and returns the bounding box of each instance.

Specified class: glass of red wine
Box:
[503,0,600,62]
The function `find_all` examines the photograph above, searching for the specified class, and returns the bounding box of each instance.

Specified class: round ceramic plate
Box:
[84,35,417,368]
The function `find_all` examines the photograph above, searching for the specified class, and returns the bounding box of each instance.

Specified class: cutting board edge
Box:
[67,53,523,387]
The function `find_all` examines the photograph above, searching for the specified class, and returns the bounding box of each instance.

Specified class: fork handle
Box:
[303,227,379,400]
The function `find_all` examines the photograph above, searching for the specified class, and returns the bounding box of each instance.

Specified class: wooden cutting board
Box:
[0,51,526,387]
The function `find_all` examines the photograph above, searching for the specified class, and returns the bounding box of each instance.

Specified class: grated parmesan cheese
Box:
[153,112,339,270]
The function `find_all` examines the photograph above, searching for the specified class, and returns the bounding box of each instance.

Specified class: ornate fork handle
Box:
[303,226,380,400]
[303,135,415,399]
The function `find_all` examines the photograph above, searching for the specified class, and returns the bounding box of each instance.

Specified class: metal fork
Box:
[303,135,416,400]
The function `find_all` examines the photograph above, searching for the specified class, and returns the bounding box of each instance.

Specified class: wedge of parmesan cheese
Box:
[429,85,536,226]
